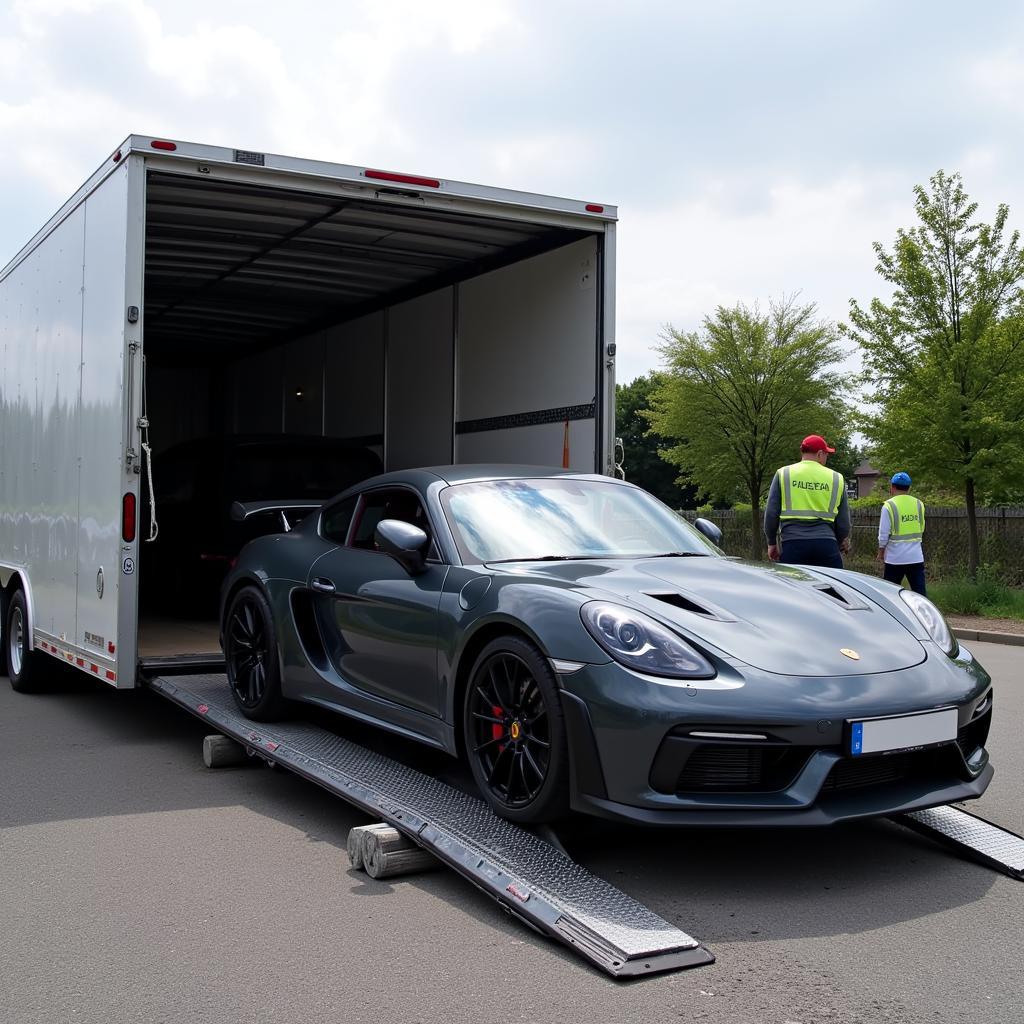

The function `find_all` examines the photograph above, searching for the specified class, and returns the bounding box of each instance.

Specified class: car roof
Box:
[358,464,621,488]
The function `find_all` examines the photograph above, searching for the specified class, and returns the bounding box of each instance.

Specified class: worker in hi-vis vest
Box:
[876,471,927,596]
[763,434,851,568]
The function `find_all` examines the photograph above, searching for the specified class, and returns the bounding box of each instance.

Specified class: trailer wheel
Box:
[7,590,43,693]
[464,636,570,824]
[224,586,285,721]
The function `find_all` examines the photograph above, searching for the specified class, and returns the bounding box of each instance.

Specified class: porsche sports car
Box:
[220,465,993,826]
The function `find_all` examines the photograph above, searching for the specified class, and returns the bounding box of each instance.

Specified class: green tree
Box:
[845,171,1024,577]
[648,298,849,559]
[615,372,696,507]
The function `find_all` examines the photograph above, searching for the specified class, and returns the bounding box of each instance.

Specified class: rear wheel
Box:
[224,586,285,721]
[7,590,43,693]
[464,636,569,824]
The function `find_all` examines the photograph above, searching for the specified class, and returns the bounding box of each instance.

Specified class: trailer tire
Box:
[7,590,43,693]
[224,585,286,721]
[463,635,570,824]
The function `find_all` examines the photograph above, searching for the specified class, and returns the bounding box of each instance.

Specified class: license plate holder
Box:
[849,707,958,756]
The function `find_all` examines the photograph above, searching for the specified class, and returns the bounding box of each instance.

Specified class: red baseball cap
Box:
[801,434,835,453]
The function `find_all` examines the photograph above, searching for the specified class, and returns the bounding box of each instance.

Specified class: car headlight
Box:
[900,590,957,656]
[580,602,715,678]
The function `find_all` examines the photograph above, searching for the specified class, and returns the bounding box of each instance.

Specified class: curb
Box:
[952,628,1024,648]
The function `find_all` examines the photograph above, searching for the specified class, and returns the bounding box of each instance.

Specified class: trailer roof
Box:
[2,134,616,284]
[3,135,617,362]
[144,170,588,362]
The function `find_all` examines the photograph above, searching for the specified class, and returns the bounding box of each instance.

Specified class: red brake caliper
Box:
[492,705,505,750]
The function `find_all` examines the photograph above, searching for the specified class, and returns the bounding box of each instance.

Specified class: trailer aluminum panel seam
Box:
[145,672,713,977]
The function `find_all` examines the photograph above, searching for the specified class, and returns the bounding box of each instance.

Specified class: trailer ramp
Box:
[893,805,1024,880]
[145,673,714,977]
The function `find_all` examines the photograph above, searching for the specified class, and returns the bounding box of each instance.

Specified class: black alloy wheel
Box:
[465,636,569,823]
[225,586,285,721]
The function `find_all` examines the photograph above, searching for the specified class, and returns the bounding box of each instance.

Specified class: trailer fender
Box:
[1,566,35,650]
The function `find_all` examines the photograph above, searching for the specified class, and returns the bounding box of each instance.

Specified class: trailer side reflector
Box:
[122,493,137,543]
[585,204,604,213]
[150,140,177,151]
[365,169,440,188]
[112,150,122,163]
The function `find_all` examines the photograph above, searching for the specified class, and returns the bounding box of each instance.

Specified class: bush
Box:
[929,572,1024,621]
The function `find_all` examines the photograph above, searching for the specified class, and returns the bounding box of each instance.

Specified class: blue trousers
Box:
[779,538,843,569]
[884,562,927,596]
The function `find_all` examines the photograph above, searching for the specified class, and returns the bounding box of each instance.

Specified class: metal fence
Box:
[681,507,1024,584]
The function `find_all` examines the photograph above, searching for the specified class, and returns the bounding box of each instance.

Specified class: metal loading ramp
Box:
[145,673,714,977]
[893,805,1024,880]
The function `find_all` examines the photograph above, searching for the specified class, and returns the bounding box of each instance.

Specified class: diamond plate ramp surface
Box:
[894,805,1024,879]
[146,673,714,976]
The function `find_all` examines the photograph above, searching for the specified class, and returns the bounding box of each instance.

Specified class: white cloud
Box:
[614,172,911,383]
[967,47,1024,110]
[3,0,1024,395]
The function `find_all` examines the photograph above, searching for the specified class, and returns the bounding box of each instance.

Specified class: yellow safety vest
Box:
[777,461,843,523]
[884,494,925,543]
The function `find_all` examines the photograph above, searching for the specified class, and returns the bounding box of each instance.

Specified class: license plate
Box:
[849,707,958,756]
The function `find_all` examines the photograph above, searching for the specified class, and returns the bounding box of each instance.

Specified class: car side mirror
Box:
[693,517,723,547]
[375,519,429,575]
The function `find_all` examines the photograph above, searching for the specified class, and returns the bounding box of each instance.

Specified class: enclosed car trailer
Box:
[1,135,617,684]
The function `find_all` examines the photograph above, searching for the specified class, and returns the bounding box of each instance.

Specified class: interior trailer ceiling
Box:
[143,172,589,366]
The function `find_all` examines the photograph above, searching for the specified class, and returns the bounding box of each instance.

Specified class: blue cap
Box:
[891,472,912,487]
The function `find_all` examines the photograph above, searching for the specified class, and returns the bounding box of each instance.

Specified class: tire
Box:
[463,635,570,824]
[224,585,286,721]
[7,590,44,694]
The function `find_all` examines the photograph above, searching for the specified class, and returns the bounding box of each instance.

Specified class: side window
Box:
[350,488,439,559]
[322,496,358,545]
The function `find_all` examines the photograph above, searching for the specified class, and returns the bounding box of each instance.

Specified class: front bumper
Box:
[556,647,994,827]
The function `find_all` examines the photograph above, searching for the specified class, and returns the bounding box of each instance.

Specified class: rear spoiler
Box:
[231,500,322,529]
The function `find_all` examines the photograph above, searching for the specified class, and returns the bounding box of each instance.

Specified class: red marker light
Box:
[150,140,177,151]
[585,204,604,213]
[365,168,440,188]
[122,492,137,543]
[112,150,122,163]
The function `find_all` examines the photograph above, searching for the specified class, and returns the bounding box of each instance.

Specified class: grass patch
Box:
[929,577,1024,621]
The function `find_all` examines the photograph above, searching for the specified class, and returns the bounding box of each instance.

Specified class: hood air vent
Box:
[648,593,714,616]
[810,582,869,609]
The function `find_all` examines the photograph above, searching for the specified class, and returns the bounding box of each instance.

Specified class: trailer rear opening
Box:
[0,136,617,685]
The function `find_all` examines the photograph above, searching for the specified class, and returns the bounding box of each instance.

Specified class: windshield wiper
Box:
[646,551,709,558]
[489,554,607,563]
[489,551,710,563]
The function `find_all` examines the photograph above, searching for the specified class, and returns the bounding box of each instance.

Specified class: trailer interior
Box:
[137,169,607,663]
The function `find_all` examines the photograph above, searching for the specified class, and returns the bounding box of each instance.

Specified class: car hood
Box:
[491,556,926,676]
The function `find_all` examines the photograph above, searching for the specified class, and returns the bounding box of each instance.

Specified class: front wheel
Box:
[224,586,285,721]
[464,636,570,824]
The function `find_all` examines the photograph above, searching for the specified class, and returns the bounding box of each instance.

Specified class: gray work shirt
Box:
[763,470,851,545]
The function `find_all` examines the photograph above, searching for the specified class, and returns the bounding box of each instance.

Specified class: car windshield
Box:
[441,477,720,563]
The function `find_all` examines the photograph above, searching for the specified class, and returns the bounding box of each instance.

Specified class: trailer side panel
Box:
[78,162,131,679]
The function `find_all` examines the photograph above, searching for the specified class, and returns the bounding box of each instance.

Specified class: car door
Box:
[308,485,449,717]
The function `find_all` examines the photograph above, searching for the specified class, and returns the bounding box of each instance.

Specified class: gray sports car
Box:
[220,465,993,826]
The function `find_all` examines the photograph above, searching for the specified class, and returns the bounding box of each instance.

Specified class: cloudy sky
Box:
[3,0,1024,384]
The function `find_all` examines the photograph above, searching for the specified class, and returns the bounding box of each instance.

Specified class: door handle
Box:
[311,577,336,594]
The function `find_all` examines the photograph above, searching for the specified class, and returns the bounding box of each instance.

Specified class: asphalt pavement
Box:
[1,641,1021,1024]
